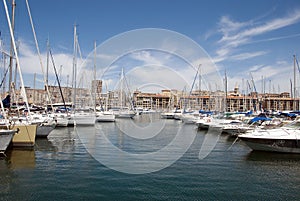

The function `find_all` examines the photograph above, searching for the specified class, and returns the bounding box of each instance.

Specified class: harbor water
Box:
[1,114,300,201]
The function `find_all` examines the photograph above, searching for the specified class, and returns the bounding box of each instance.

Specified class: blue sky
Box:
[1,0,300,95]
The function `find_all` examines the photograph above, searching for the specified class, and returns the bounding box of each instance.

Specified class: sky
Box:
[0,0,300,95]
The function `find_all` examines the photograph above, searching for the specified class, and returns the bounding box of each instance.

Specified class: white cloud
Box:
[228,62,294,93]
[215,9,300,60]
[231,51,268,61]
[6,39,74,87]
[129,51,166,66]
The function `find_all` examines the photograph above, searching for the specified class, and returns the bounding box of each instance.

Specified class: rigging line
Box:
[25,0,54,111]
[227,136,239,151]
[0,65,9,89]
[23,123,32,145]
[123,73,134,109]
[49,48,67,112]
[0,84,9,129]
[295,56,300,74]
[184,65,200,112]
[10,82,20,118]
[76,35,83,62]
[3,0,32,120]
[189,66,199,96]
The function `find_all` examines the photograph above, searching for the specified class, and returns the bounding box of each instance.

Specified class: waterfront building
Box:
[3,83,299,112]
[133,87,300,112]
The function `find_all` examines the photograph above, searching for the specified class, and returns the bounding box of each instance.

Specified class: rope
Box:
[227,137,239,151]
[25,0,54,111]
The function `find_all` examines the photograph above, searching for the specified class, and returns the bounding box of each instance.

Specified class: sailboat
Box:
[2,0,37,147]
[0,129,16,153]
[111,68,136,118]
[93,42,115,122]
[69,25,96,126]
[0,96,17,154]
[46,40,70,127]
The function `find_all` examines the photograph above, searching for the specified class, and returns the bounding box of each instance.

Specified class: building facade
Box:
[3,84,299,112]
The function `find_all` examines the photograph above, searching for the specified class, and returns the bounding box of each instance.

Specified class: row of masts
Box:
[1,0,84,115]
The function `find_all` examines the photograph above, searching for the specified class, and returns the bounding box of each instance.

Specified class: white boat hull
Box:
[52,113,69,127]
[222,126,253,136]
[0,129,16,153]
[96,113,115,122]
[36,124,56,137]
[239,125,300,153]
[72,113,96,126]
[114,111,136,118]
[161,112,175,119]
[56,117,69,127]
[239,137,300,153]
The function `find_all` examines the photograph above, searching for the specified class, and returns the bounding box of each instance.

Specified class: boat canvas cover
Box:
[2,95,10,108]
[249,116,272,124]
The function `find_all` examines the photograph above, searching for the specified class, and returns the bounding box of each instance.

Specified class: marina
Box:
[0,0,300,200]
[1,115,300,200]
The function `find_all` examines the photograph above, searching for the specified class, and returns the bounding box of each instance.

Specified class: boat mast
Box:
[93,40,97,112]
[8,0,15,107]
[33,72,36,102]
[46,38,50,87]
[3,0,31,115]
[25,0,54,111]
[198,64,202,110]
[72,25,77,112]
[293,55,296,110]
[120,68,124,109]
[224,68,227,113]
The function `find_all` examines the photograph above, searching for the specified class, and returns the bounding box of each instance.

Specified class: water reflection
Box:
[5,149,35,169]
[35,138,56,152]
[47,127,78,153]
[246,151,300,162]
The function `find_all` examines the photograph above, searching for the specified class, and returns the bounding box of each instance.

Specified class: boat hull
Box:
[160,113,175,119]
[0,130,16,153]
[222,127,253,136]
[36,124,56,137]
[52,113,69,127]
[73,114,96,126]
[114,111,136,118]
[96,114,115,122]
[239,137,300,153]
[56,117,69,127]
[11,124,37,147]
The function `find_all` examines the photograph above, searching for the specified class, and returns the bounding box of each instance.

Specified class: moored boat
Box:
[0,129,17,154]
[238,120,300,153]
[160,112,175,119]
[114,110,136,118]
[70,110,96,126]
[30,113,57,137]
[96,111,115,122]
[10,123,37,147]
[36,122,56,138]
[51,112,69,127]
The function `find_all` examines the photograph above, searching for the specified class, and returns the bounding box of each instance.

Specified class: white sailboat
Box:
[112,68,136,118]
[96,111,115,122]
[2,0,37,147]
[0,129,16,153]
[70,25,96,126]
[30,113,56,137]
[0,97,17,154]
[91,41,115,123]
